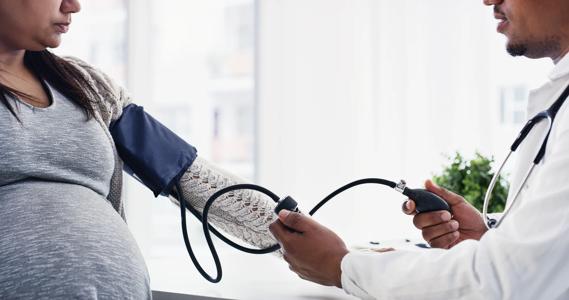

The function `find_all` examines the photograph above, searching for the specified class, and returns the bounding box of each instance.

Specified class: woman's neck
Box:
[0,45,27,75]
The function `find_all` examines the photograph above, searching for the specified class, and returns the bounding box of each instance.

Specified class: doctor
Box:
[269,0,569,298]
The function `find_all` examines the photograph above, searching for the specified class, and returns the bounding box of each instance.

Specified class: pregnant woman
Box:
[0,1,277,298]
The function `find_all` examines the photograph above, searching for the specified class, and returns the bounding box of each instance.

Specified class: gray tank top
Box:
[0,83,151,299]
[0,82,114,196]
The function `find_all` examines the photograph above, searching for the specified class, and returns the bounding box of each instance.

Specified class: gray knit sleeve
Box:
[63,56,279,250]
[169,157,279,250]
[63,56,132,124]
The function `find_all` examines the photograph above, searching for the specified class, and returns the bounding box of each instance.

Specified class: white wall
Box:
[257,0,552,243]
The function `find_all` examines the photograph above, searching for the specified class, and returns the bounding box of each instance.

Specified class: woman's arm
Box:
[65,55,279,252]
[170,156,279,250]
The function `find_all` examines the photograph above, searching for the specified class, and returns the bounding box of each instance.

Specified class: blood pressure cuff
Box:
[110,104,198,197]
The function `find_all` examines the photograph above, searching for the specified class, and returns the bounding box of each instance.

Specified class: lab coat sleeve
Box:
[341,128,569,299]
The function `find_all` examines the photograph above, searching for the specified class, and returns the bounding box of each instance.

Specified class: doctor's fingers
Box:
[425,180,465,206]
[402,200,416,215]
[428,231,460,249]
[269,220,299,245]
[421,220,459,242]
[278,210,319,233]
[413,210,452,229]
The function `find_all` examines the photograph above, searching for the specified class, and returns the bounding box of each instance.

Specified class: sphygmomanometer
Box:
[111,104,451,283]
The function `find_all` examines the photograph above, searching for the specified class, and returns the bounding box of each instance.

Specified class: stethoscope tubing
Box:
[482,85,568,229]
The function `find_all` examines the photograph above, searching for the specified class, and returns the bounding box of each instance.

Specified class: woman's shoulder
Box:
[62,56,128,101]
[63,56,132,121]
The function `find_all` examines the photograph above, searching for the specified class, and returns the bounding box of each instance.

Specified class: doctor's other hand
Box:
[269,210,349,288]
[402,179,488,249]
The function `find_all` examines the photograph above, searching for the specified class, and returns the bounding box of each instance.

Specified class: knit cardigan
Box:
[64,57,278,249]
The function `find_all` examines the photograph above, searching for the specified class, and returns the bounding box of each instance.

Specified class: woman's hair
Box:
[0,50,100,121]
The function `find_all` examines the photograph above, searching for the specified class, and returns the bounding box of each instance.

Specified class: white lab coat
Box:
[340,54,569,300]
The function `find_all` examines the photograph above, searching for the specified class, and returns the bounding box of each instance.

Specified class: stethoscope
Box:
[483,83,569,229]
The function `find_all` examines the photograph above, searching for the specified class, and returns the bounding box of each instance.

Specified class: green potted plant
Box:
[432,152,509,212]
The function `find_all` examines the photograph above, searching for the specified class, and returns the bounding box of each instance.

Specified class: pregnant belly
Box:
[0,181,151,299]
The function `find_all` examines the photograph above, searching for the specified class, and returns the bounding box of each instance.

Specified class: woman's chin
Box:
[25,38,60,52]
[40,36,62,49]
[46,38,62,49]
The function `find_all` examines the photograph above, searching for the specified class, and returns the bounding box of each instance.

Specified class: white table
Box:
[147,244,357,300]
[147,239,428,299]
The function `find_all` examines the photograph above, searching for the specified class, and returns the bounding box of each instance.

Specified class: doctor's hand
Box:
[403,180,488,249]
[269,210,349,288]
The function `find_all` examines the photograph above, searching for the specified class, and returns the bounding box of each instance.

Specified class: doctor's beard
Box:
[507,35,562,58]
